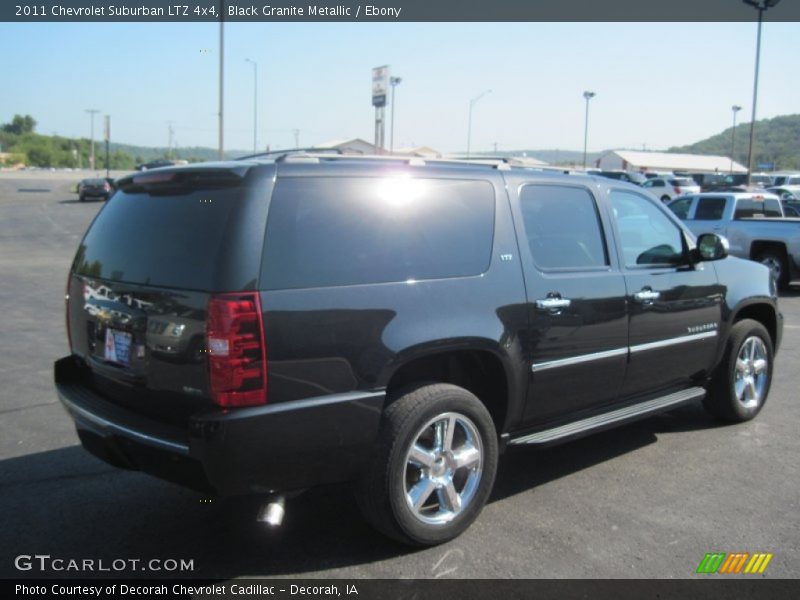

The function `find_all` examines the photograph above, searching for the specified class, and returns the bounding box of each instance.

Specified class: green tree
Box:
[2,114,37,135]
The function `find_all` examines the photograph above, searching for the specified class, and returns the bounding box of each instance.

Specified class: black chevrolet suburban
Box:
[56,154,782,545]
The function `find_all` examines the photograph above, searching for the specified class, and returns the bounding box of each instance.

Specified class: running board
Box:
[508,387,706,446]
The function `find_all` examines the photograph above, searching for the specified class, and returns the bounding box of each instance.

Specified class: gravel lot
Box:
[1,171,798,580]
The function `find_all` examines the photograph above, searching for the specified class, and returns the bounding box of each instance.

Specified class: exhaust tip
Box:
[257,496,286,527]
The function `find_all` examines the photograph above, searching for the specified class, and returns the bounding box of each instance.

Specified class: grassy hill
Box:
[670,113,800,171]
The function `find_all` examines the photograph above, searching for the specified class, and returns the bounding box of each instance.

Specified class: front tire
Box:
[703,319,773,422]
[357,383,498,546]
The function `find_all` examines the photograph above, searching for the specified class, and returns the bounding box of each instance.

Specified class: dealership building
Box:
[596,150,747,174]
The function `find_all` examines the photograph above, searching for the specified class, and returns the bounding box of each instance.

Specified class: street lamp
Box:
[730,105,742,173]
[742,0,781,184]
[245,58,258,154]
[85,109,100,171]
[582,91,596,169]
[466,89,491,158]
[389,76,402,153]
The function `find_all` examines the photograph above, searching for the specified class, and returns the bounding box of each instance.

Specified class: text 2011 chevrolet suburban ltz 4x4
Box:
[56,155,783,545]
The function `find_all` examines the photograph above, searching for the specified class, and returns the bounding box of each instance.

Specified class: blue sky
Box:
[1,21,798,154]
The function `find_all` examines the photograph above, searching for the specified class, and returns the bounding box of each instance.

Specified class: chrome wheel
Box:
[403,412,483,526]
[734,336,769,410]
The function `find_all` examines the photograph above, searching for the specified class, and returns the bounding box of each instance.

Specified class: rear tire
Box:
[660,195,671,203]
[357,383,498,546]
[703,319,773,423]
[756,250,789,290]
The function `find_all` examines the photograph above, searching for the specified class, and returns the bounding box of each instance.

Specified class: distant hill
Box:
[107,142,250,163]
[670,113,800,171]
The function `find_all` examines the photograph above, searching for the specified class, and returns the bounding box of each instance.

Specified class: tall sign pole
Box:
[372,65,389,154]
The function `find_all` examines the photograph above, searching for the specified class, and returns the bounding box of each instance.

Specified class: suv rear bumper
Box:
[55,356,385,496]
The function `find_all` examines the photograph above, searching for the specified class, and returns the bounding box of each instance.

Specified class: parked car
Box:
[135,159,178,171]
[768,186,800,217]
[77,178,114,202]
[642,170,674,179]
[592,170,646,185]
[668,191,799,288]
[641,176,700,202]
[771,172,800,187]
[56,156,782,546]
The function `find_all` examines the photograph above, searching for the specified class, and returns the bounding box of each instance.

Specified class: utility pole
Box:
[292,128,300,148]
[742,0,782,185]
[245,58,258,153]
[167,121,175,159]
[104,115,110,178]
[466,89,491,158]
[582,91,596,169]
[218,10,225,160]
[85,109,100,171]
[730,105,742,173]
[389,76,402,153]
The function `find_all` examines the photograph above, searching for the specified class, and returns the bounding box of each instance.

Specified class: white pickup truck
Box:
[668,192,800,289]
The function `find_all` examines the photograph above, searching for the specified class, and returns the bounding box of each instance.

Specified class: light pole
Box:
[245,58,258,154]
[466,89,491,158]
[582,91,596,169]
[743,0,781,185]
[85,109,100,171]
[218,15,225,160]
[389,76,402,153]
[730,105,742,173]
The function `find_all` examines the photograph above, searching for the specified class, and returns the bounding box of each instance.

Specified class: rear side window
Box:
[734,198,782,219]
[694,197,726,220]
[73,178,246,291]
[670,178,695,186]
[519,185,608,270]
[261,177,495,289]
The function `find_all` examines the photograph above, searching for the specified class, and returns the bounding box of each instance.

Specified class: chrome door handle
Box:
[536,297,572,311]
[633,289,660,302]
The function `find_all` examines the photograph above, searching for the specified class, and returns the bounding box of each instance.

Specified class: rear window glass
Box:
[734,198,782,219]
[73,185,245,290]
[670,178,695,186]
[261,177,495,289]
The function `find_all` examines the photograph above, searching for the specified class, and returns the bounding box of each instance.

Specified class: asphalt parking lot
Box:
[1,171,798,580]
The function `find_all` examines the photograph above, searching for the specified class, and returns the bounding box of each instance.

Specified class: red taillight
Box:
[65,274,73,351]
[103,182,110,191]
[207,292,267,407]
[674,186,681,195]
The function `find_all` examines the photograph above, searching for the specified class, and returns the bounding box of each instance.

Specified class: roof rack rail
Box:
[234,147,344,161]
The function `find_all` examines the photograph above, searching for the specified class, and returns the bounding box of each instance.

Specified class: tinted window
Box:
[261,177,495,289]
[670,178,695,186]
[669,197,693,219]
[734,198,782,219]
[74,183,246,290]
[610,190,685,267]
[694,197,726,220]
[652,180,665,187]
[519,185,607,270]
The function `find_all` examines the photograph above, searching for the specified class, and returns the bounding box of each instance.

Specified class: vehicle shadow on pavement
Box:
[58,197,102,204]
[0,446,404,579]
[0,403,726,579]
[491,400,722,502]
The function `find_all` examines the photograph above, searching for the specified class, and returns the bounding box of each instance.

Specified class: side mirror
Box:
[694,233,729,262]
